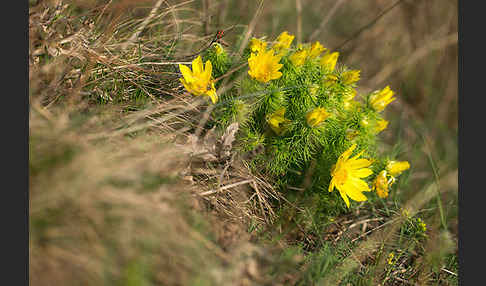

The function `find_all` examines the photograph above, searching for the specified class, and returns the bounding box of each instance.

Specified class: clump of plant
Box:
[178,31,411,213]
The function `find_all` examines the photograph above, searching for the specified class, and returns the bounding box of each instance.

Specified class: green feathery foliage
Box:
[193,31,411,214]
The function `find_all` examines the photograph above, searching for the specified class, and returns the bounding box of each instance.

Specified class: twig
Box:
[95,0,113,25]
[252,180,274,222]
[351,218,396,243]
[218,153,236,185]
[441,268,458,276]
[122,0,164,50]
[287,186,305,191]
[333,0,405,51]
[347,217,384,230]
[198,179,254,196]
[296,0,302,44]
[214,61,248,82]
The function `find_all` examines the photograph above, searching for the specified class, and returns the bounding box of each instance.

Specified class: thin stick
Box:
[351,218,396,243]
[333,0,405,51]
[198,179,254,196]
[296,0,302,44]
[122,0,164,50]
[441,268,458,276]
[347,217,384,230]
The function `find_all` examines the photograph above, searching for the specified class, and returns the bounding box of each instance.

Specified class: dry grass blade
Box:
[198,179,254,196]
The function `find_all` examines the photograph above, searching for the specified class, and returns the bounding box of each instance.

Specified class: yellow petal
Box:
[347,158,373,170]
[207,89,218,104]
[386,161,410,176]
[345,177,371,193]
[328,179,335,193]
[179,64,194,82]
[204,60,213,82]
[340,144,357,162]
[192,55,203,75]
[344,187,368,202]
[179,78,193,94]
[338,189,350,208]
[350,167,373,178]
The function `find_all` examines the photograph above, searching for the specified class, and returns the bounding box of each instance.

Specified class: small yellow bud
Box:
[323,74,338,87]
[213,43,224,55]
[341,70,361,85]
[417,218,427,232]
[306,107,330,127]
[250,37,267,54]
[373,170,389,198]
[375,119,389,133]
[387,252,395,265]
[272,31,294,56]
[320,50,339,71]
[266,108,291,135]
[343,89,357,102]
[289,49,308,67]
[386,160,410,177]
[308,41,326,59]
[346,129,359,140]
[361,117,370,127]
[369,86,396,112]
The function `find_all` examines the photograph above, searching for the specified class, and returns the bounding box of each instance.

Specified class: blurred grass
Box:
[29,0,457,285]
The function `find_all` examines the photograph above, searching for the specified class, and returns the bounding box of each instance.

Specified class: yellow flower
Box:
[323,74,338,87]
[346,129,359,140]
[272,31,294,56]
[343,101,353,110]
[266,108,291,135]
[369,86,396,112]
[343,89,357,102]
[387,252,395,265]
[289,49,308,67]
[361,116,370,127]
[250,37,267,54]
[248,49,283,83]
[306,107,330,127]
[179,55,217,103]
[341,70,361,85]
[372,170,390,198]
[320,50,339,71]
[386,160,410,177]
[417,218,427,232]
[213,43,224,55]
[343,89,357,110]
[375,119,389,133]
[308,41,326,59]
[290,41,326,67]
[329,144,373,208]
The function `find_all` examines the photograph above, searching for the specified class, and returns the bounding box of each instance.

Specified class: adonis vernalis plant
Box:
[190,31,410,211]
